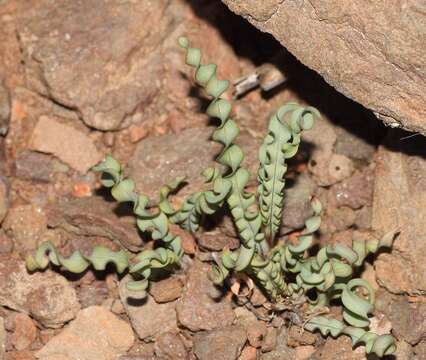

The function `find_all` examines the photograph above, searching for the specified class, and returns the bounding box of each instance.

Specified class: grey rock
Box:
[15,151,53,182]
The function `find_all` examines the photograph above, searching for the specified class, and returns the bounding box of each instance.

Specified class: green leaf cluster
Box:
[26,37,397,358]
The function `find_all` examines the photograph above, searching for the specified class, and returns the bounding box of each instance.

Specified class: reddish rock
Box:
[259,328,295,360]
[10,314,37,351]
[149,277,183,304]
[154,332,188,360]
[29,116,102,174]
[193,326,247,360]
[46,197,142,252]
[77,280,110,309]
[0,231,13,255]
[0,317,5,360]
[287,326,317,347]
[119,276,178,341]
[239,346,257,360]
[2,205,49,254]
[197,231,240,252]
[309,336,364,360]
[0,173,9,224]
[176,260,234,332]
[261,327,278,353]
[0,258,80,328]
[36,306,134,360]
[373,131,426,294]
[246,322,267,348]
[294,345,316,360]
[0,81,10,136]
[320,206,356,234]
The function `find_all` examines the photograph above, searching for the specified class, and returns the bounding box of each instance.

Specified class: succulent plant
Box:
[26,37,396,357]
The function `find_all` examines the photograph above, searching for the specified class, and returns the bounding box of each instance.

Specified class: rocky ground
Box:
[0,1,425,360]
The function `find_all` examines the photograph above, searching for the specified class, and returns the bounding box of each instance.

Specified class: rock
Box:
[309,336,364,360]
[15,151,53,183]
[154,332,188,360]
[0,258,80,328]
[197,230,240,252]
[414,341,426,360]
[334,126,376,163]
[354,206,372,230]
[46,197,142,252]
[222,1,426,136]
[246,321,267,348]
[149,277,183,304]
[2,205,49,254]
[287,326,317,347]
[294,345,316,360]
[193,326,247,360]
[280,173,317,233]
[0,173,9,224]
[0,317,5,360]
[372,130,426,294]
[376,294,426,345]
[0,231,13,255]
[29,116,102,174]
[77,280,109,309]
[128,127,261,201]
[0,80,10,136]
[239,346,258,360]
[36,306,134,360]
[328,168,374,210]
[176,260,234,331]
[119,276,178,341]
[261,327,278,353]
[394,340,414,360]
[260,328,295,360]
[321,206,356,234]
[10,313,37,351]
[128,127,220,201]
[6,350,36,360]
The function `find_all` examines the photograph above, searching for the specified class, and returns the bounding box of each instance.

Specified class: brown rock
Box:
[260,328,295,360]
[328,169,374,210]
[176,260,234,331]
[77,280,109,309]
[15,151,53,183]
[36,306,134,360]
[197,231,240,252]
[321,206,356,234]
[246,322,267,348]
[193,326,247,360]
[6,350,36,360]
[10,314,37,351]
[295,345,316,360]
[119,276,178,341]
[46,197,142,252]
[0,258,80,328]
[394,340,414,360]
[0,231,13,255]
[414,341,426,360]
[309,336,364,360]
[29,116,102,174]
[261,327,277,353]
[354,206,372,230]
[372,131,426,294]
[287,326,317,347]
[154,332,188,360]
[149,277,183,304]
[334,126,376,162]
[2,205,48,254]
[280,173,317,234]
[239,346,258,360]
[222,1,426,136]
[0,173,9,224]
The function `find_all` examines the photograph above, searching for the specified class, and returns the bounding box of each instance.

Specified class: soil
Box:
[0,1,425,360]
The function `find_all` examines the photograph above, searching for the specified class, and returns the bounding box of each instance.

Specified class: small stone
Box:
[294,345,316,360]
[149,277,183,303]
[154,332,188,360]
[0,231,13,254]
[2,205,49,254]
[250,285,268,307]
[193,326,247,360]
[10,314,37,351]
[260,328,295,360]
[30,115,102,174]
[247,322,267,348]
[14,151,53,183]
[328,169,374,210]
[170,225,196,255]
[261,327,278,353]
[239,346,257,360]
[36,306,134,360]
[0,258,80,328]
[77,280,109,308]
[309,336,365,360]
[354,206,372,229]
[72,182,93,197]
[176,260,234,331]
[128,124,149,143]
[111,299,125,315]
[119,276,178,341]
[0,81,10,136]
[321,206,356,234]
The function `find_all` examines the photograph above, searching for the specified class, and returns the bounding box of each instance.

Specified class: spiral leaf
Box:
[258,103,319,242]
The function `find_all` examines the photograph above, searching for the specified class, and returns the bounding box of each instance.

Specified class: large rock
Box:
[0,258,80,328]
[222,1,426,136]
[373,130,426,295]
[36,306,134,360]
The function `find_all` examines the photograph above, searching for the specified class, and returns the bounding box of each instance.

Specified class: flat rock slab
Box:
[36,306,134,360]
[372,130,426,294]
[222,0,426,136]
